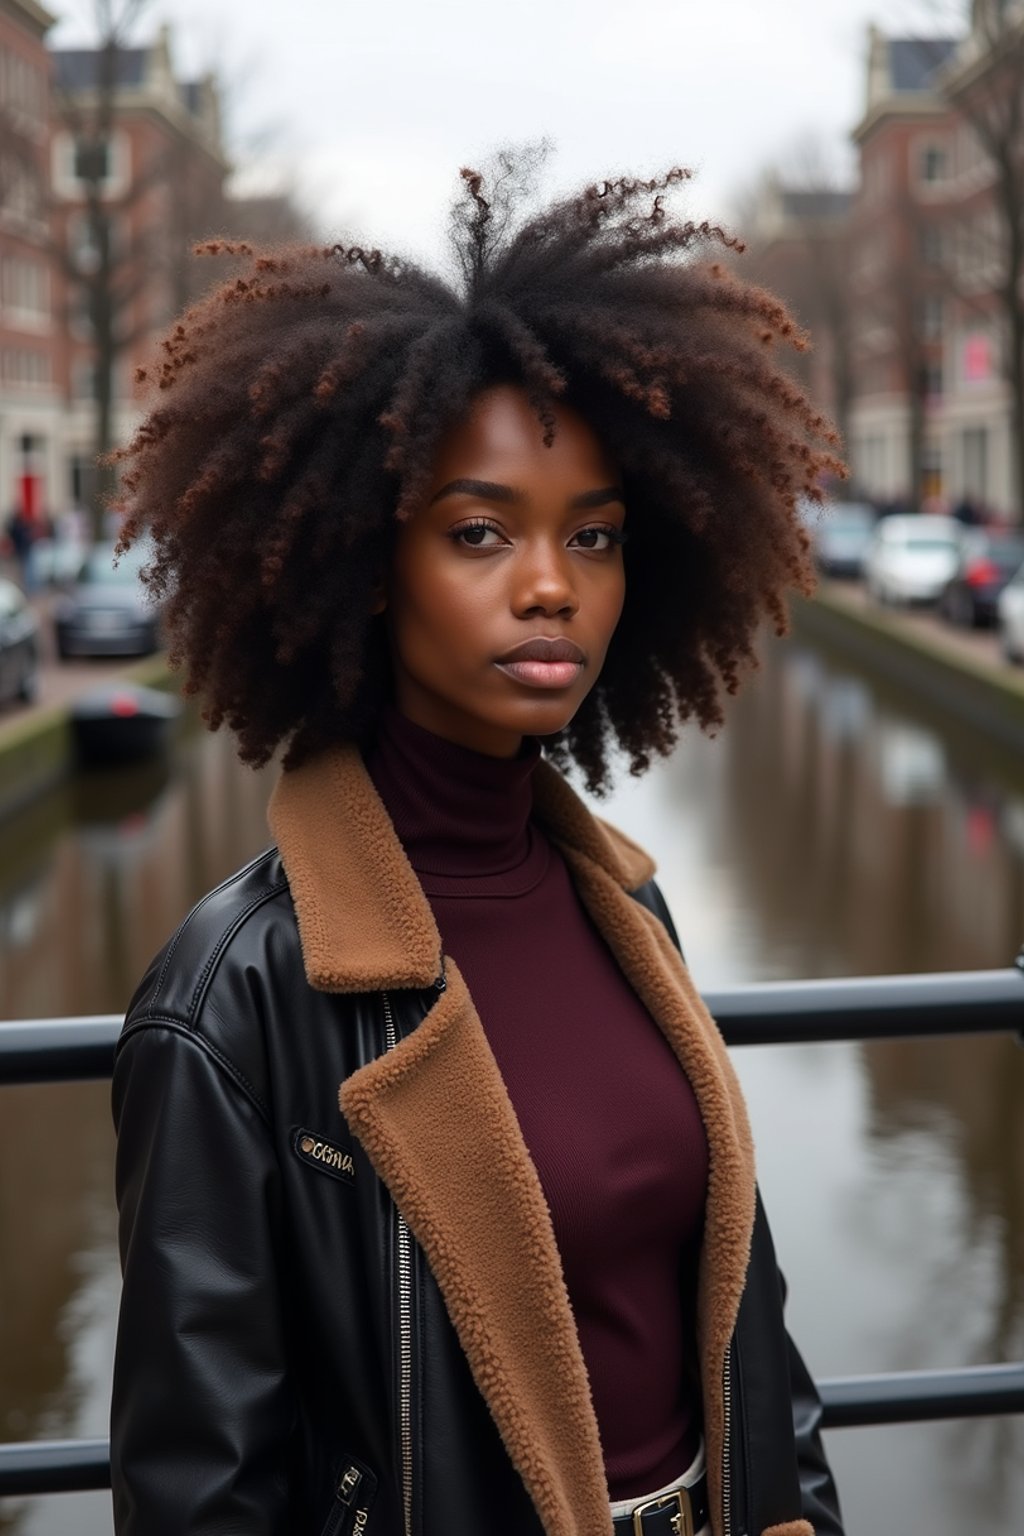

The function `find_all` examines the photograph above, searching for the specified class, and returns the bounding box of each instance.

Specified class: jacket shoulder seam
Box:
[187,874,291,1020]
[150,845,281,1005]
[117,1014,272,1125]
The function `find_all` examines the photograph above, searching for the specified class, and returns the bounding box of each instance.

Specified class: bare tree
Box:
[738,138,855,458]
[54,0,151,537]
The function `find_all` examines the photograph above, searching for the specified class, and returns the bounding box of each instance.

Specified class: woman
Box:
[110,164,845,1536]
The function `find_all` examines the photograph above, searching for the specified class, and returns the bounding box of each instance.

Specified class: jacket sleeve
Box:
[634,878,844,1534]
[779,1270,845,1536]
[111,1019,295,1536]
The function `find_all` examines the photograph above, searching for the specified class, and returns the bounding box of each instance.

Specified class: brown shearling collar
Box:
[268,745,757,1536]
[268,745,655,992]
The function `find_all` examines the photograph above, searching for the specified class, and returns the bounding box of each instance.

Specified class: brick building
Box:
[847,16,1023,516]
[746,12,1024,520]
[0,0,61,529]
[847,29,960,506]
[937,1,1024,519]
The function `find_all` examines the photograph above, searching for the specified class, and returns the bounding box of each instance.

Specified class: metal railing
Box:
[2,958,1023,1498]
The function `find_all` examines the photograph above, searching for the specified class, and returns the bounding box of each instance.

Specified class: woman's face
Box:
[383,383,626,757]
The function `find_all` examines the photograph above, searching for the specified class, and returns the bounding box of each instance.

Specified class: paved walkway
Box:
[820,577,1010,673]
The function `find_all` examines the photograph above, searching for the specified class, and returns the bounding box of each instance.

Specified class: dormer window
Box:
[920,143,948,184]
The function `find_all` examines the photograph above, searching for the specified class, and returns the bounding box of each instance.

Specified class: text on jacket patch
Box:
[293,1128,355,1182]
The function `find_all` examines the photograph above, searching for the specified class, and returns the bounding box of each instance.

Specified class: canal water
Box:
[1,626,1022,1534]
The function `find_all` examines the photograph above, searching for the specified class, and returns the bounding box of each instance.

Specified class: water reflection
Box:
[597,631,1024,1532]
[0,723,275,1536]
[1,633,1023,1533]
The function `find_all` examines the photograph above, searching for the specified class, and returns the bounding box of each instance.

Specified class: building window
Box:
[919,294,944,341]
[857,435,887,491]
[922,441,943,500]
[52,128,129,199]
[922,361,944,399]
[67,210,123,278]
[72,358,127,402]
[2,258,51,325]
[920,225,945,267]
[2,347,52,389]
[0,155,42,225]
[0,47,46,135]
[70,452,97,509]
[962,427,988,501]
[919,143,948,184]
[73,137,110,183]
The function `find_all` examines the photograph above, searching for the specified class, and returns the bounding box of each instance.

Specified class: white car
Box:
[997,561,1024,663]
[863,515,963,606]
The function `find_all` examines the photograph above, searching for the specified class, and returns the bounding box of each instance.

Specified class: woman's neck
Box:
[364,705,541,879]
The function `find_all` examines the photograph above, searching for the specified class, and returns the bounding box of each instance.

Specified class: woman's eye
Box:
[451,522,504,548]
[571,526,623,552]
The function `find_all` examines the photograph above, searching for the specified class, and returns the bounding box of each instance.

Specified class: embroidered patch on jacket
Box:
[292,1127,356,1184]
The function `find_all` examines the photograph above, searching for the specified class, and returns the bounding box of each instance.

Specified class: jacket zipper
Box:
[382,991,414,1536]
[721,1339,733,1536]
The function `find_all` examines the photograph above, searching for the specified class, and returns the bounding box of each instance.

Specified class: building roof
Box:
[53,46,209,122]
[52,46,149,91]
[888,36,959,92]
[2,0,57,35]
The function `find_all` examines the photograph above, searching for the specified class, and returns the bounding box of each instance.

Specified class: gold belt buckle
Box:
[631,1486,694,1536]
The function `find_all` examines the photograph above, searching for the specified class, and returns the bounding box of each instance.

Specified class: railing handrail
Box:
[3,959,1022,1499]
[1,964,1023,1084]
[3,1363,1022,1497]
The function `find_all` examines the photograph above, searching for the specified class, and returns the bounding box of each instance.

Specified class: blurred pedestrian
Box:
[4,506,34,592]
[108,160,845,1536]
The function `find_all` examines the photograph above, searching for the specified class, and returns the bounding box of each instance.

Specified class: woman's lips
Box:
[494,637,586,690]
[495,658,584,688]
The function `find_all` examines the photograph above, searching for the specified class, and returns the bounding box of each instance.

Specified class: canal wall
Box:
[0,655,174,822]
[791,585,1024,756]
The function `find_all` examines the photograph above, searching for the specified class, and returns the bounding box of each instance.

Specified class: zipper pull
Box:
[337,1464,363,1506]
[434,960,447,993]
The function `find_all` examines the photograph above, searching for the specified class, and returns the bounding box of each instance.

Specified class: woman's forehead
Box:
[428,385,618,489]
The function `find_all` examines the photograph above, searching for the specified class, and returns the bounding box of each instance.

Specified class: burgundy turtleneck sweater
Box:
[365,708,709,1499]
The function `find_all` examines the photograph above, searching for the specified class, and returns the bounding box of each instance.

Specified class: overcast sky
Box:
[51,0,952,269]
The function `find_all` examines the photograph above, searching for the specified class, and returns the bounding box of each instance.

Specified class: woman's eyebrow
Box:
[429,479,624,509]
[569,487,625,510]
[429,478,522,506]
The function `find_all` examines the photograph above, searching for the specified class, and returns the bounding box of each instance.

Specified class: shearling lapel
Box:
[270,748,613,1536]
[268,745,441,991]
[340,962,613,1536]
[269,745,757,1536]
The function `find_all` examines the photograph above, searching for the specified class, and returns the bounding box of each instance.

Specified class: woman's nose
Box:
[511,545,579,618]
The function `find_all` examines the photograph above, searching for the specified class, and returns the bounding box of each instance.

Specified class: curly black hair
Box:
[116,157,843,791]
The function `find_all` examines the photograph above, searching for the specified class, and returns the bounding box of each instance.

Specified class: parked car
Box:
[937,530,1024,628]
[863,515,963,606]
[54,541,161,660]
[0,577,40,706]
[28,533,90,589]
[997,563,1024,664]
[812,501,877,579]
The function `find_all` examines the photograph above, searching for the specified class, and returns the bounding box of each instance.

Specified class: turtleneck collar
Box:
[364,706,549,896]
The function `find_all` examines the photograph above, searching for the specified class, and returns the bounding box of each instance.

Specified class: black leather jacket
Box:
[111,751,843,1536]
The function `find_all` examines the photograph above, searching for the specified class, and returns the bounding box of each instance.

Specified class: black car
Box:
[55,542,161,660]
[937,530,1024,628]
[0,577,40,707]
